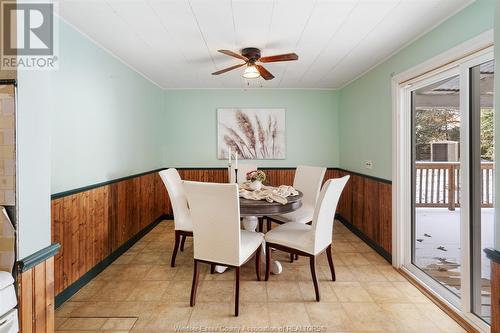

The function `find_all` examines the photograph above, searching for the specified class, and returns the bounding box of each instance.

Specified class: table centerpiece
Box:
[246,170,266,191]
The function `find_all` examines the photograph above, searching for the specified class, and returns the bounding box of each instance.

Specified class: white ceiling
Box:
[58,0,472,89]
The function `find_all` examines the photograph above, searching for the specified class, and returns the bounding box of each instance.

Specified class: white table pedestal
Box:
[241,216,258,231]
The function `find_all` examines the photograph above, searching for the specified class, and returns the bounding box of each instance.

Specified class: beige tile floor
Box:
[55,220,467,333]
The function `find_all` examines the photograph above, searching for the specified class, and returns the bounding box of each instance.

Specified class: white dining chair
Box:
[183,181,264,316]
[264,176,350,301]
[159,168,193,267]
[265,165,326,231]
[229,163,258,184]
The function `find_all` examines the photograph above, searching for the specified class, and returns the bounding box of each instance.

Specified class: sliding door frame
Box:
[392,30,493,333]
[401,67,463,310]
[461,52,495,322]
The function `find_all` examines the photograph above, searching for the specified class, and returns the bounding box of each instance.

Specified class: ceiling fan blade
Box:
[259,53,298,63]
[256,65,274,80]
[218,49,249,61]
[212,63,246,75]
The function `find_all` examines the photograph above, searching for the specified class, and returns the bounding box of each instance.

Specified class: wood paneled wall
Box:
[492,261,500,333]
[259,168,337,187]
[18,257,55,333]
[51,171,169,295]
[177,168,228,184]
[336,170,392,256]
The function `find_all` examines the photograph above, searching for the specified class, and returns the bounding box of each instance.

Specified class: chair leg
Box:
[180,235,186,252]
[309,255,320,302]
[255,247,261,281]
[266,219,271,232]
[258,218,263,233]
[290,253,294,263]
[210,264,215,274]
[265,243,271,281]
[171,231,181,267]
[295,254,299,260]
[326,244,336,281]
[190,260,200,307]
[235,267,240,316]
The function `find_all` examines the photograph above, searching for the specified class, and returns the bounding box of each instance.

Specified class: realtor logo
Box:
[1,1,58,70]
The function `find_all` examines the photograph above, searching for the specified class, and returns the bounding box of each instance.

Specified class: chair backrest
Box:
[311,176,350,253]
[159,168,191,231]
[183,181,242,266]
[293,165,327,208]
[229,163,258,184]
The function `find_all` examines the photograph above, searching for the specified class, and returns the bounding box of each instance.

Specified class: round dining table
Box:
[239,190,303,216]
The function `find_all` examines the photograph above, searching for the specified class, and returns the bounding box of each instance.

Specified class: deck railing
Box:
[415,162,494,210]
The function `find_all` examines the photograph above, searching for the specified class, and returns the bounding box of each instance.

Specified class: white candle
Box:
[235,152,238,170]
[228,147,231,166]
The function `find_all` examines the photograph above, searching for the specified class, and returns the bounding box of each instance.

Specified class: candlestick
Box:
[234,152,239,183]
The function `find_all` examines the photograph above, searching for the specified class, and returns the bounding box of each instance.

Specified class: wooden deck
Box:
[415,207,493,322]
[415,162,493,210]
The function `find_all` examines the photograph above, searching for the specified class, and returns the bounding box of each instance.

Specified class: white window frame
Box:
[392,30,493,333]
[460,51,495,322]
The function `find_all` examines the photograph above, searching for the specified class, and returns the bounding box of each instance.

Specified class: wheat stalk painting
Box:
[217,108,286,160]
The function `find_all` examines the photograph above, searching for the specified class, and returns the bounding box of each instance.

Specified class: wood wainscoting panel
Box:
[492,260,500,333]
[19,269,33,332]
[351,174,365,232]
[51,171,169,296]
[334,170,392,260]
[378,182,393,254]
[51,186,110,295]
[362,178,379,241]
[336,170,353,222]
[178,168,229,184]
[260,168,339,187]
[261,168,295,186]
[18,257,55,333]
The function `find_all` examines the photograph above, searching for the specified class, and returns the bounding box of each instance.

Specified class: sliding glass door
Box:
[411,70,463,307]
[404,50,494,327]
[470,59,494,323]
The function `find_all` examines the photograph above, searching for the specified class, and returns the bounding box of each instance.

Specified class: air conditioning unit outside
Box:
[430,141,459,162]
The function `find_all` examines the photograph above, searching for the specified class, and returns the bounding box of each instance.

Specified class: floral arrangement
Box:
[246,170,266,183]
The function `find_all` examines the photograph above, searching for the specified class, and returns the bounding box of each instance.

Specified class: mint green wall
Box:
[163,89,339,168]
[50,20,164,194]
[338,0,495,180]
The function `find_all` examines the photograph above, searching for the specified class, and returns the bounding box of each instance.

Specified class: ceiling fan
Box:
[212,47,299,80]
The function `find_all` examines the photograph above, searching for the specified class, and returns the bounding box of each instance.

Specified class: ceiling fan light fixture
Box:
[242,65,260,79]
[214,48,297,80]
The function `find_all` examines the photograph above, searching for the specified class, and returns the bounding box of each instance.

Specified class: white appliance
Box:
[0,272,18,333]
